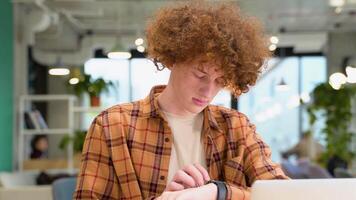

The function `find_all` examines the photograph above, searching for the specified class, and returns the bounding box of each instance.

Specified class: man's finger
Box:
[183,165,205,186]
[173,170,196,188]
[166,181,185,191]
[194,163,211,182]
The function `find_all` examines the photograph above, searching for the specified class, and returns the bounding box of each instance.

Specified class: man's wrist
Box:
[205,180,227,200]
[205,183,218,200]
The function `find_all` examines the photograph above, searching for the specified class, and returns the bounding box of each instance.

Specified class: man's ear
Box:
[166,63,175,71]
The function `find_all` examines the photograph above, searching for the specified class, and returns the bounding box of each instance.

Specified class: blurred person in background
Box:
[30,135,49,159]
[281,131,330,179]
[282,131,325,162]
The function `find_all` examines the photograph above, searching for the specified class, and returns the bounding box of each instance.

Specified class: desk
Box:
[0,186,52,200]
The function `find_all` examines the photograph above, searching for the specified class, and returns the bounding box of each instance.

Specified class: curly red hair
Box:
[146,1,271,96]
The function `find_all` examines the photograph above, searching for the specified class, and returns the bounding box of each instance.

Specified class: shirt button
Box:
[164,138,170,142]
[160,175,165,180]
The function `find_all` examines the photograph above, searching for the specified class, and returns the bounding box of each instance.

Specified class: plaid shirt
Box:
[74,85,288,200]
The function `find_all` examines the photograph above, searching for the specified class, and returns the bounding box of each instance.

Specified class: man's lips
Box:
[192,98,209,106]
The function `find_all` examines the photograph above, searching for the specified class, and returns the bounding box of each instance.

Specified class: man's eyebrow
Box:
[195,66,208,73]
[196,68,208,74]
[195,68,224,78]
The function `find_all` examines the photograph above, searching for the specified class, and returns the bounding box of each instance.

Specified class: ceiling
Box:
[12,0,356,58]
[240,0,356,33]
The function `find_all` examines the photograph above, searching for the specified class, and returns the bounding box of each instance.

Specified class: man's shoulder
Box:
[208,104,250,123]
[94,99,149,126]
[106,101,140,113]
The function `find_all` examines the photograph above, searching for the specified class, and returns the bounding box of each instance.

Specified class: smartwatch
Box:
[206,180,227,200]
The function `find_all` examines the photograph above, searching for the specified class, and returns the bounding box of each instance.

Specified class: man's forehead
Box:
[195,61,224,76]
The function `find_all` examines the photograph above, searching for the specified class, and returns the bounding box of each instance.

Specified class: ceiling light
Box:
[48,56,70,76]
[69,77,79,85]
[270,36,279,44]
[329,80,342,90]
[329,0,345,7]
[329,72,347,89]
[108,52,132,59]
[108,39,131,59]
[346,66,356,83]
[329,72,347,84]
[49,68,70,76]
[137,45,145,53]
[335,6,343,14]
[275,78,289,92]
[269,44,277,51]
[300,92,311,103]
[135,38,144,46]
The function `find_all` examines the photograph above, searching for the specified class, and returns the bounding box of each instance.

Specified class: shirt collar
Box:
[143,85,222,132]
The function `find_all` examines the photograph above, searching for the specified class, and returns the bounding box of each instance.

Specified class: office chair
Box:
[52,177,77,200]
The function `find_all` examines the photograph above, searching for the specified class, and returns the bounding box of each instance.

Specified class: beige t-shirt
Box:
[163,111,207,184]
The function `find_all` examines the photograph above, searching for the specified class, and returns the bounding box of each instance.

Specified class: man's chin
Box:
[189,106,207,114]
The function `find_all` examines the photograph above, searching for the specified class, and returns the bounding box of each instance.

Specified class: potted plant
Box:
[59,130,86,154]
[59,130,87,167]
[69,74,114,107]
[306,82,356,168]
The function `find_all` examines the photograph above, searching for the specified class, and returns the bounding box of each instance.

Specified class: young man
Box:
[74,1,288,200]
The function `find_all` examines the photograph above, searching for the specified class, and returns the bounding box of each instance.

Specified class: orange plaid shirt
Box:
[74,85,288,200]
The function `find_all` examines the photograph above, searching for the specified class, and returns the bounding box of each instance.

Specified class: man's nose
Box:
[199,80,216,98]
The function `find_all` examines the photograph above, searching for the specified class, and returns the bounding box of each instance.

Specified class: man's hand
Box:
[157,183,217,200]
[165,163,210,192]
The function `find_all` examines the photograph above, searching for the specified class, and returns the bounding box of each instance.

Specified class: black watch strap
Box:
[206,180,227,200]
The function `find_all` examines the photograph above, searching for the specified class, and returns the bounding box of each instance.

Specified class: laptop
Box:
[251,178,356,200]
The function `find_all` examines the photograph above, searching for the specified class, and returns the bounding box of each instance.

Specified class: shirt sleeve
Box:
[224,114,289,200]
[73,116,120,199]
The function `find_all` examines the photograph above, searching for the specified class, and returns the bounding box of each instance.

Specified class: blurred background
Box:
[1,0,356,199]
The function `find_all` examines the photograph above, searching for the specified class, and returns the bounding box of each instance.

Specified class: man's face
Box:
[169,59,225,114]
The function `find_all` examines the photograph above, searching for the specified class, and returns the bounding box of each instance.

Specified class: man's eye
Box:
[194,72,205,79]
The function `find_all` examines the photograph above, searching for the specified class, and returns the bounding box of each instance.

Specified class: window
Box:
[238,56,326,162]
[85,58,231,107]
[81,58,232,129]
[130,58,170,101]
[85,58,130,106]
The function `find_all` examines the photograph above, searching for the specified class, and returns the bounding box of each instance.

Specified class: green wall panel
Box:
[0,0,14,171]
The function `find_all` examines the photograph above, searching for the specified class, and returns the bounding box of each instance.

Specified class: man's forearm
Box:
[204,183,218,200]
[155,183,218,200]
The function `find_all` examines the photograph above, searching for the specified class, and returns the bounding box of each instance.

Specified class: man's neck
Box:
[157,85,197,118]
